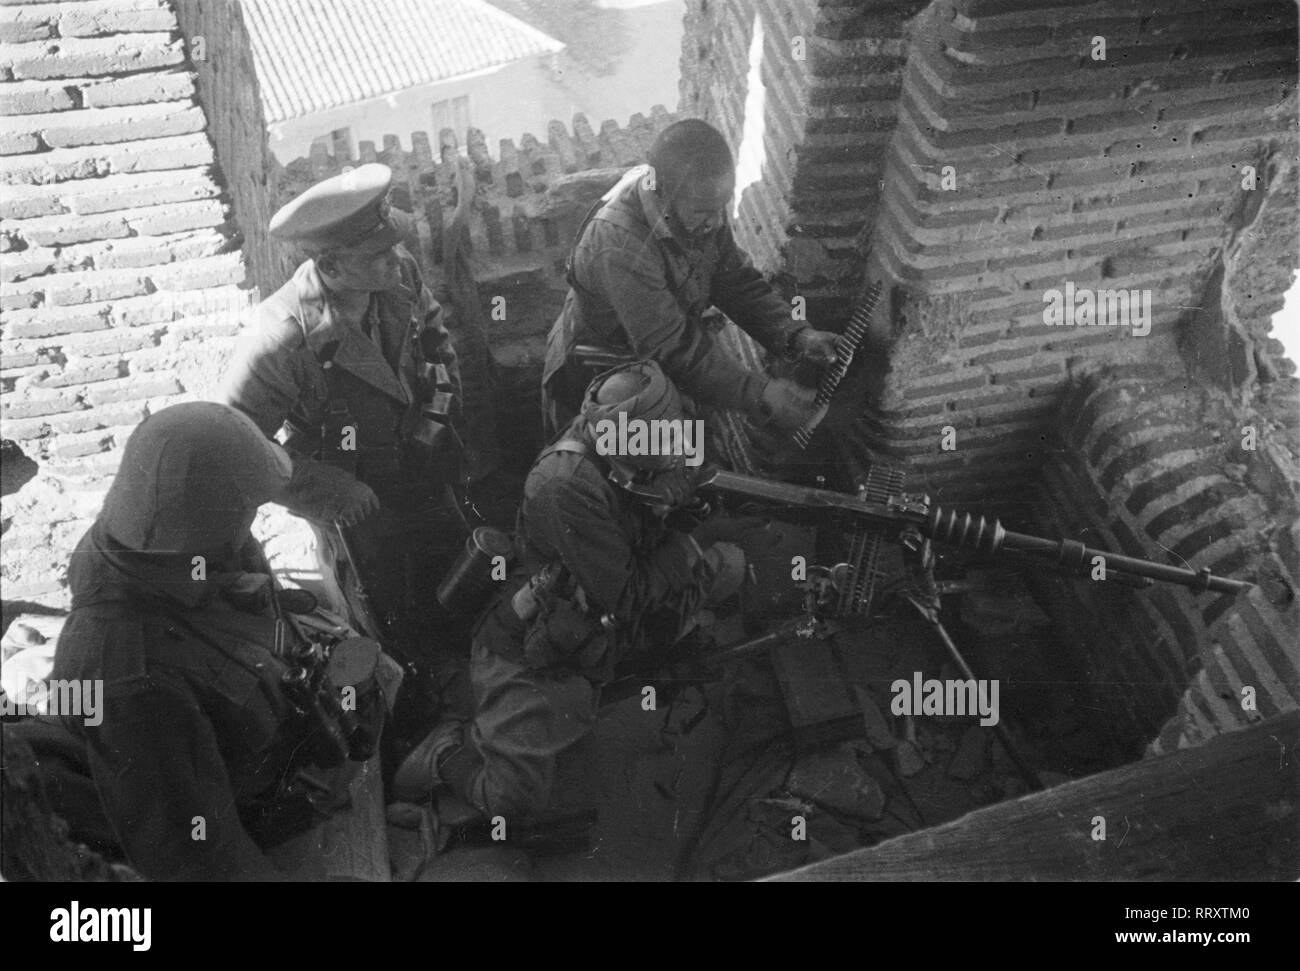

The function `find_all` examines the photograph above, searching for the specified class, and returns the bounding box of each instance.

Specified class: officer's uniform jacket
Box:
[223,246,461,523]
[543,167,804,415]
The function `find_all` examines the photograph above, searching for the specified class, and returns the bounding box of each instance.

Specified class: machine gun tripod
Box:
[652,464,1252,787]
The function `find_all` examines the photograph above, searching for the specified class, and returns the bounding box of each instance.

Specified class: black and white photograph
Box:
[0,0,1297,912]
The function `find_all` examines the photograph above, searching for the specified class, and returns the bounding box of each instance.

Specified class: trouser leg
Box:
[458,638,598,820]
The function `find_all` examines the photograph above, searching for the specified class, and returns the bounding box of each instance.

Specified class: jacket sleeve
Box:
[580,226,770,413]
[524,462,716,638]
[83,677,285,882]
[709,225,804,356]
[221,315,362,522]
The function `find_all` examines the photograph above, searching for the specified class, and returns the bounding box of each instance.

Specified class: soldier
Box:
[542,118,843,438]
[9,403,384,880]
[222,163,467,748]
[393,361,746,819]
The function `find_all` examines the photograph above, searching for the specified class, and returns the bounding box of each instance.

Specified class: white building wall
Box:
[267,1,685,163]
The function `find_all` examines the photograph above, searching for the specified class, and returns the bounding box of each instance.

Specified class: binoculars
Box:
[408,361,458,469]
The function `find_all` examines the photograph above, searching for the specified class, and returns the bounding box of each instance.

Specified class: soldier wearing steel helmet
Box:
[393,361,746,819]
[7,403,378,881]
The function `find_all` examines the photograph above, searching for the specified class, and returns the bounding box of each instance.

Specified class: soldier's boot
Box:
[391,718,470,805]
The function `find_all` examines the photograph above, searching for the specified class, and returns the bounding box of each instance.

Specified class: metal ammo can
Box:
[436,526,514,616]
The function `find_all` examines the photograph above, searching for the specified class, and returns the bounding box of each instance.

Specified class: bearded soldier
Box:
[542,118,842,438]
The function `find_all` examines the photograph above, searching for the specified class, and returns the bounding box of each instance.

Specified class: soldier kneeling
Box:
[393,361,745,820]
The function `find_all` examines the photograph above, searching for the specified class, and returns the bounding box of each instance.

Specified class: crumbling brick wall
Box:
[1,0,252,609]
[1037,367,1298,755]
[680,0,927,321]
[869,0,1299,751]
[171,0,279,296]
[681,0,1299,751]
[866,0,1297,507]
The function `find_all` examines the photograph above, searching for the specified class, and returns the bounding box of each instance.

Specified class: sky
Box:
[1273,278,1300,367]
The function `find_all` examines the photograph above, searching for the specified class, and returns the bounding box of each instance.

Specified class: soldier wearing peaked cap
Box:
[222,163,468,758]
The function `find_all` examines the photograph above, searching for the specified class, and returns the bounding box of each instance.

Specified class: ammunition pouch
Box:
[523,597,615,680]
[515,566,618,681]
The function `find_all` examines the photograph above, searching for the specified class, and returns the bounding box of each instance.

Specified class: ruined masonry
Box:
[2,0,252,603]
[1,0,1298,759]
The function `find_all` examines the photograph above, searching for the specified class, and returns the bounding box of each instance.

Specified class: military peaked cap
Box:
[269,163,401,255]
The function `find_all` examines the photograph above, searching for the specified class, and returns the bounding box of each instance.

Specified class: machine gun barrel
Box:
[696,469,1251,596]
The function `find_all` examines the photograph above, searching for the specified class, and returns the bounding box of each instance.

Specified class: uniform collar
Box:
[75,526,276,613]
[292,259,412,405]
[625,165,679,244]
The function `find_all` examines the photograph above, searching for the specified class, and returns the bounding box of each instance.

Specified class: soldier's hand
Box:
[692,513,767,550]
[282,459,381,526]
[792,327,839,367]
[702,541,747,606]
[335,480,380,527]
[642,464,698,509]
[757,377,820,431]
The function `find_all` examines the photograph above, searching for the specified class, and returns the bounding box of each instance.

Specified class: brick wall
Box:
[172,0,278,296]
[682,0,1299,752]
[1032,366,1298,755]
[864,0,1298,509]
[680,0,927,321]
[858,0,1300,751]
[1,0,251,608]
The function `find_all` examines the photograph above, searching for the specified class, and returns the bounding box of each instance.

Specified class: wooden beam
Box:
[268,757,390,882]
[770,711,1299,881]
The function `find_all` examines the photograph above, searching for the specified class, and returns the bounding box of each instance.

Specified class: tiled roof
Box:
[242,0,565,125]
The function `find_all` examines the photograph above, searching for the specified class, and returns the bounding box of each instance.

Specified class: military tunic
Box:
[222,246,467,673]
[542,167,805,431]
[459,427,728,818]
[21,528,318,881]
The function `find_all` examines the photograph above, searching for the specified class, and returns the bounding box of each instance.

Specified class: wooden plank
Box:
[770,711,1300,881]
[268,757,390,882]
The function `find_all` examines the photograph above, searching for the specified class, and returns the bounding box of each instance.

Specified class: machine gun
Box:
[675,465,1252,791]
[695,466,1249,614]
